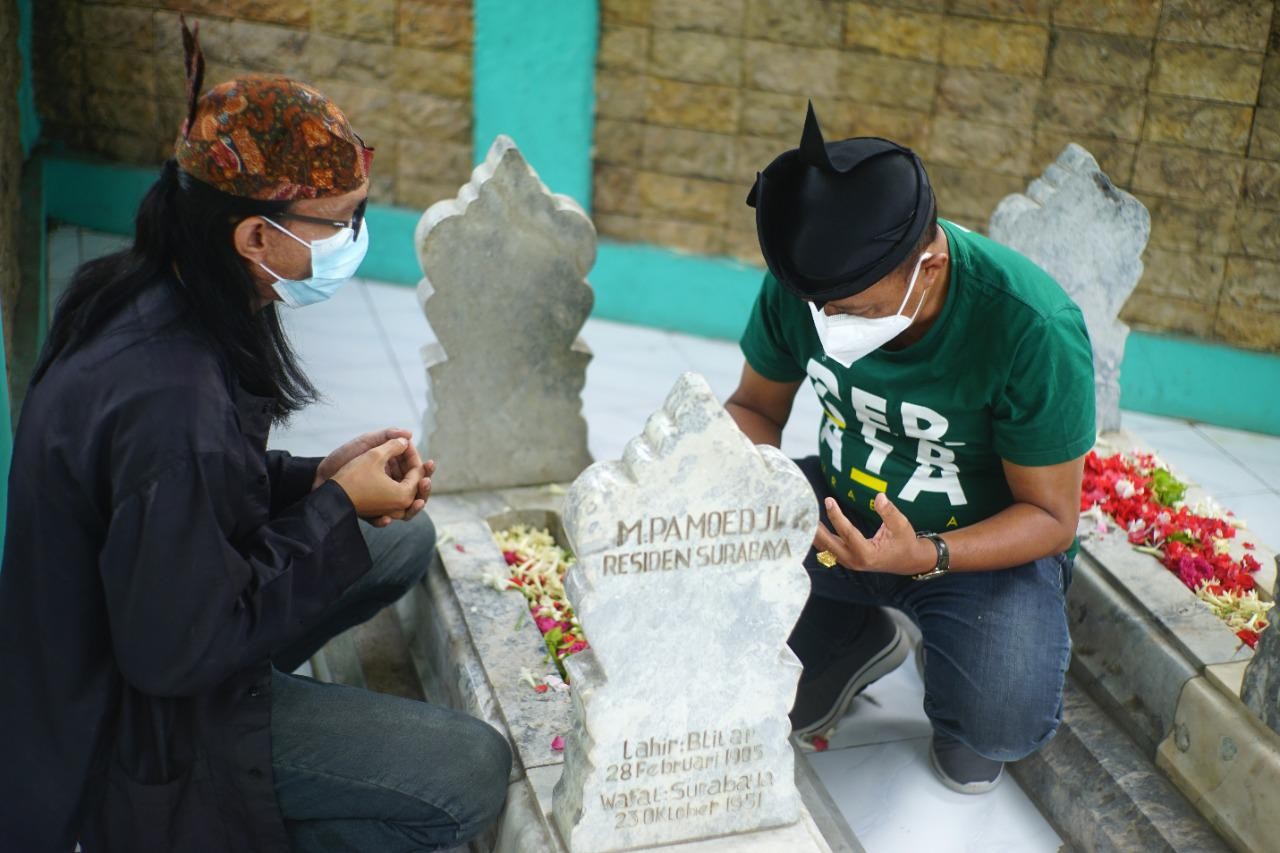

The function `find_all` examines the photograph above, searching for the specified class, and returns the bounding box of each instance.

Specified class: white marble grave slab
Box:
[551,373,820,852]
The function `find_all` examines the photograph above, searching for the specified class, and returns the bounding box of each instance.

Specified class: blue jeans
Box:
[270,514,512,851]
[792,457,1073,762]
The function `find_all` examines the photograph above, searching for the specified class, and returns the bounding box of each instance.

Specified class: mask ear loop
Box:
[259,219,312,285]
[896,252,933,315]
[262,216,311,248]
[258,261,286,282]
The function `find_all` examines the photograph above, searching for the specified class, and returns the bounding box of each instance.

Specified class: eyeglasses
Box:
[274,198,367,239]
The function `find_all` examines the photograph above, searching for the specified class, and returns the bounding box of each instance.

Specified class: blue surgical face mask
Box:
[258,217,370,308]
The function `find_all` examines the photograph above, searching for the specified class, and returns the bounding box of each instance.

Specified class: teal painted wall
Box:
[472,0,598,211]
[39,155,1280,437]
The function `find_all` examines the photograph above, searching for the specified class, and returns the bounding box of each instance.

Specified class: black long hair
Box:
[36,159,317,421]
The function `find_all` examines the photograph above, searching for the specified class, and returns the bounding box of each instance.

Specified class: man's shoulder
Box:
[76,286,222,380]
[944,221,1081,324]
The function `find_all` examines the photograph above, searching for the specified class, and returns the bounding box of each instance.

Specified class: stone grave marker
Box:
[988,143,1150,433]
[416,135,595,493]
[551,372,819,852]
[1242,557,1280,735]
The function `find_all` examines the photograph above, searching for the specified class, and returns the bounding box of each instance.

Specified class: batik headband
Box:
[172,16,374,201]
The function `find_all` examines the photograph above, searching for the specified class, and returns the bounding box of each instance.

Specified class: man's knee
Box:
[366,513,437,603]
[393,512,437,564]
[454,719,513,834]
[942,692,1064,762]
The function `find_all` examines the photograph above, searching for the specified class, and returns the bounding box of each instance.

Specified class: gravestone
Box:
[416,135,594,493]
[551,372,820,852]
[1241,558,1280,735]
[988,143,1150,433]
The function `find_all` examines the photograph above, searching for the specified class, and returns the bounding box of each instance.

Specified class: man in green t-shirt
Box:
[726,105,1095,793]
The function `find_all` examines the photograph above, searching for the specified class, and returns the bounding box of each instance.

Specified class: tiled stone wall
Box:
[1,0,22,368]
[593,0,1280,352]
[33,0,474,210]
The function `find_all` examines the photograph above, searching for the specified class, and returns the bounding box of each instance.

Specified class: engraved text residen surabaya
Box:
[601,505,800,576]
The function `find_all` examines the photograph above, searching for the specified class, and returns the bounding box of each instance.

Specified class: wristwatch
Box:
[912,531,949,581]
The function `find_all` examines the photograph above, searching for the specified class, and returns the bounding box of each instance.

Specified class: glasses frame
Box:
[275,199,367,239]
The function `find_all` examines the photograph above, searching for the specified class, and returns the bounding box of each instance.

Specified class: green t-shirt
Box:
[740,219,1096,544]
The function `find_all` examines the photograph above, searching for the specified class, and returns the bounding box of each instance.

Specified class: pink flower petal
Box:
[454,543,466,553]
[551,735,565,751]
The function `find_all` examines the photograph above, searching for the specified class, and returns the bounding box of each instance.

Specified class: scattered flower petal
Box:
[491,525,590,670]
[1082,450,1268,646]
[551,735,565,751]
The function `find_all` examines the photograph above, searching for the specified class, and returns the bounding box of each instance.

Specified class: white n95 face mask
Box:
[259,217,371,308]
[809,252,933,368]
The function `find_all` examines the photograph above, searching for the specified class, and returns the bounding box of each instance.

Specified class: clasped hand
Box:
[315,428,434,527]
[815,493,937,576]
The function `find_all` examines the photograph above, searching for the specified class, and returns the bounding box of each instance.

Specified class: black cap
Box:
[746,102,935,302]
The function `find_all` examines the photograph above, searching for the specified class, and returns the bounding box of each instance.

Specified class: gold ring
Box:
[816,550,838,568]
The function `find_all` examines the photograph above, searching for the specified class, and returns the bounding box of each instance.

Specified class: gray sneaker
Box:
[789,607,908,737]
[929,729,1004,794]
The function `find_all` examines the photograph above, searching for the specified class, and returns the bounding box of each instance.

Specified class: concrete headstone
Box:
[988,143,1150,433]
[1241,558,1280,735]
[551,372,818,852]
[416,135,595,493]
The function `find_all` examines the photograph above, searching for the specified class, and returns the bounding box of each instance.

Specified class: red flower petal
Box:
[811,736,829,752]
[455,543,466,553]
[534,684,549,694]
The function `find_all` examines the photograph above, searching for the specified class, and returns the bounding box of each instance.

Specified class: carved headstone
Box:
[551,372,818,852]
[1241,558,1280,735]
[988,143,1150,433]
[416,135,594,492]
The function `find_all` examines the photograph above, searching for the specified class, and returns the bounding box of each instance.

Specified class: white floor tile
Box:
[1120,409,1193,435]
[586,409,644,463]
[1134,421,1271,498]
[1221,491,1280,554]
[821,659,934,751]
[805,738,1062,853]
[1193,423,1280,491]
[580,317,683,362]
[782,383,825,462]
[362,280,431,351]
